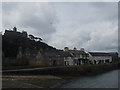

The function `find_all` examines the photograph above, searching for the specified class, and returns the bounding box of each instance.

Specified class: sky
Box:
[2,2,118,52]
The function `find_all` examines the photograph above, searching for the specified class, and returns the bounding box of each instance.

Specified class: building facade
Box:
[88,52,113,64]
[63,47,89,66]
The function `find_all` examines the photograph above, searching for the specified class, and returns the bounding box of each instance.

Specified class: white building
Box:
[64,56,73,66]
[63,47,89,66]
[88,52,112,64]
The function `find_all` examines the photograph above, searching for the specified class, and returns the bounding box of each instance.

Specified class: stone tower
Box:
[13,27,17,32]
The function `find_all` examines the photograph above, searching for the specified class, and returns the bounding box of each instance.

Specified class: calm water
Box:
[60,70,119,88]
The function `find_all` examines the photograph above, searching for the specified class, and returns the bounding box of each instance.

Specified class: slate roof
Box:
[69,50,88,56]
[89,52,112,56]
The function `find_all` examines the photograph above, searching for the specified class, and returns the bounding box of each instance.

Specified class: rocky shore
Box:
[2,75,66,88]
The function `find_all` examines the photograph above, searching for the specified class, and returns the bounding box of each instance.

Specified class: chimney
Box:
[80,48,84,51]
[64,47,69,51]
[73,47,77,50]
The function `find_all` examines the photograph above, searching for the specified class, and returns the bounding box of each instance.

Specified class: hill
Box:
[2,27,56,58]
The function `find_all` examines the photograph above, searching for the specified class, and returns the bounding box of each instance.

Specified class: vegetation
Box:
[29,34,42,41]
[2,32,56,58]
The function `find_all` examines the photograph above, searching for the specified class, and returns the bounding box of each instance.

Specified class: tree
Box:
[29,34,42,41]
[34,37,42,41]
[29,34,35,40]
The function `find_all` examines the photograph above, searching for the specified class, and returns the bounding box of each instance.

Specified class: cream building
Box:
[64,57,73,66]
[63,47,89,65]
[88,52,112,64]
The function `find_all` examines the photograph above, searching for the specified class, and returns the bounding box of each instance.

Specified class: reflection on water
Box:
[60,70,119,88]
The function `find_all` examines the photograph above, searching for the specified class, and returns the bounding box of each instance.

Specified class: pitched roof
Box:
[89,52,112,56]
[69,50,87,55]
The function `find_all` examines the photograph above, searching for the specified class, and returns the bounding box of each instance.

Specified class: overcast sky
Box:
[2,2,118,52]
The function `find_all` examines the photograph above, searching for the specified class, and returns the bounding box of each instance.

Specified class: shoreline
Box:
[2,63,119,88]
[2,69,119,88]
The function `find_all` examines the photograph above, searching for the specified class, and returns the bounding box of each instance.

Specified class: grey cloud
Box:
[81,21,118,51]
[2,2,57,42]
[48,2,118,52]
[2,2,118,52]
[0,2,2,31]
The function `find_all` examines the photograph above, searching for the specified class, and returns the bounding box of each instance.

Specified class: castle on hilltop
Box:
[4,27,28,38]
